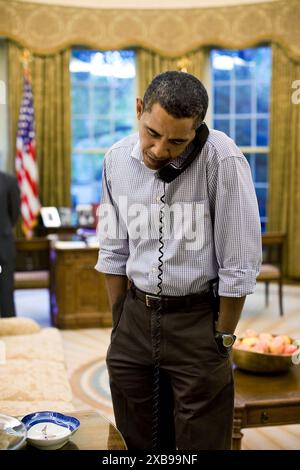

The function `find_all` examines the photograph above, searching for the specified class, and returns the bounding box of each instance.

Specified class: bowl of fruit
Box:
[233,329,300,373]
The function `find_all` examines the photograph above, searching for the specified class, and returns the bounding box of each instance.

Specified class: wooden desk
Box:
[50,244,111,329]
[25,410,127,450]
[233,365,300,450]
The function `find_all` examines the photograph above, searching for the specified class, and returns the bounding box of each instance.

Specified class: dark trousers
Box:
[0,262,16,317]
[106,289,234,450]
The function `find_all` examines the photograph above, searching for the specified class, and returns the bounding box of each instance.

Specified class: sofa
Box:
[0,317,74,416]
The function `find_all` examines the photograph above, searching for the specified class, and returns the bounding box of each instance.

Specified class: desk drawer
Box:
[246,405,300,427]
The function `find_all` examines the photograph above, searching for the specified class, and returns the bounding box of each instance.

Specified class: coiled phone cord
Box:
[151,182,166,451]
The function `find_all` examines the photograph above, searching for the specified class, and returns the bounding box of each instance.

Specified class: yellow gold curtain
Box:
[268,44,300,278]
[137,48,205,98]
[1,0,300,62]
[8,41,71,208]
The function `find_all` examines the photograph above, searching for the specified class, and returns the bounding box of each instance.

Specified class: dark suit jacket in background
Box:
[0,171,20,317]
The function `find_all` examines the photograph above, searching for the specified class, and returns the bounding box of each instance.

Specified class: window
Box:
[70,49,136,207]
[211,47,271,232]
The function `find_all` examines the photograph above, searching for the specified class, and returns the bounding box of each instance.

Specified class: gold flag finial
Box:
[20,49,33,80]
[177,57,191,73]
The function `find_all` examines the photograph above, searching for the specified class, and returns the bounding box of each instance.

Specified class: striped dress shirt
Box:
[95,129,262,297]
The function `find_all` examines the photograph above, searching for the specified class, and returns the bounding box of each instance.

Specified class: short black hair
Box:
[142,71,208,127]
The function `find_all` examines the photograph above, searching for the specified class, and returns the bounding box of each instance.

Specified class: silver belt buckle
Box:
[145,294,160,307]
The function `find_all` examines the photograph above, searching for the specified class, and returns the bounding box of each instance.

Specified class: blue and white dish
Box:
[21,412,80,450]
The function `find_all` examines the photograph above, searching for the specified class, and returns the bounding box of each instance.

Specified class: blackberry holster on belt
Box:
[209,277,220,322]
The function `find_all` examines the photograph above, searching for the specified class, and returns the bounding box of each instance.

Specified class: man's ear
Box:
[136,97,144,120]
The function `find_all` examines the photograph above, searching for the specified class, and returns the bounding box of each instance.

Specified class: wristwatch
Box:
[215,331,236,354]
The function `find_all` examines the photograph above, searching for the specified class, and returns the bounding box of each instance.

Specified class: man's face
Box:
[136,99,196,170]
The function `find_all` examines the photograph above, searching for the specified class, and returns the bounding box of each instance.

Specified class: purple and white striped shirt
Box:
[95,129,262,297]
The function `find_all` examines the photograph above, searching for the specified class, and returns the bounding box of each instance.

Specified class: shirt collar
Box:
[131,138,143,162]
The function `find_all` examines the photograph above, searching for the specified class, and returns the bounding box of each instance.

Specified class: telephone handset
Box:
[157,122,209,183]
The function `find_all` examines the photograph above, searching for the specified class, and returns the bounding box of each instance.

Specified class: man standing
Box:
[96,71,262,450]
[0,171,20,317]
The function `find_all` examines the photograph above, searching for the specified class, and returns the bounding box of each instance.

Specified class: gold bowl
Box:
[233,348,295,373]
[233,334,300,374]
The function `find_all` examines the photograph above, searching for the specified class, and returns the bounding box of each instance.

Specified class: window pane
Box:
[92,86,111,115]
[254,47,272,82]
[214,86,230,114]
[114,78,135,113]
[211,50,232,81]
[235,49,256,79]
[71,71,90,83]
[115,117,135,134]
[72,118,91,147]
[235,119,251,146]
[256,118,269,146]
[93,119,112,146]
[214,119,230,136]
[71,152,105,206]
[255,153,268,183]
[256,82,270,113]
[72,86,89,115]
[234,58,253,79]
[256,187,267,218]
[235,85,252,114]
[244,153,254,175]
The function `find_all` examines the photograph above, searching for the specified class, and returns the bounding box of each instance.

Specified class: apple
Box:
[277,335,291,345]
[251,344,266,353]
[242,337,259,347]
[269,336,285,354]
[254,340,269,353]
[259,333,273,342]
[283,344,298,355]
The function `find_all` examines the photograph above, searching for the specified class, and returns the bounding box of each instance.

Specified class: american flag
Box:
[16,77,40,238]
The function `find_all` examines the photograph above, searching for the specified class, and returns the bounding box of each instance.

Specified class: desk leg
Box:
[232,409,244,450]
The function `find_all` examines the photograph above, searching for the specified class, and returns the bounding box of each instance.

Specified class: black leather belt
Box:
[130,282,211,311]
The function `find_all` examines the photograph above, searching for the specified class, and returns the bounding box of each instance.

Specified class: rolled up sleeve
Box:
[95,156,129,275]
[213,156,262,297]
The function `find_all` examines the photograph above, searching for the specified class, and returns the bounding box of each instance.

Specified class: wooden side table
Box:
[50,244,111,329]
[233,365,300,450]
[24,410,127,450]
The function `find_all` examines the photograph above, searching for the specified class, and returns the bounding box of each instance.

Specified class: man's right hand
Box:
[104,274,128,310]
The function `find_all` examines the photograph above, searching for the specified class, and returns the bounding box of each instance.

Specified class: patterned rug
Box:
[61,328,115,421]
[62,283,300,450]
[70,358,113,420]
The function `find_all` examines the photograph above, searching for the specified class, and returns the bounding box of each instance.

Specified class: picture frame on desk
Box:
[58,207,72,226]
[40,207,61,228]
[76,204,95,227]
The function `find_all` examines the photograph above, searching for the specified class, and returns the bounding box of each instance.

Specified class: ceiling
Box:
[16,0,280,9]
